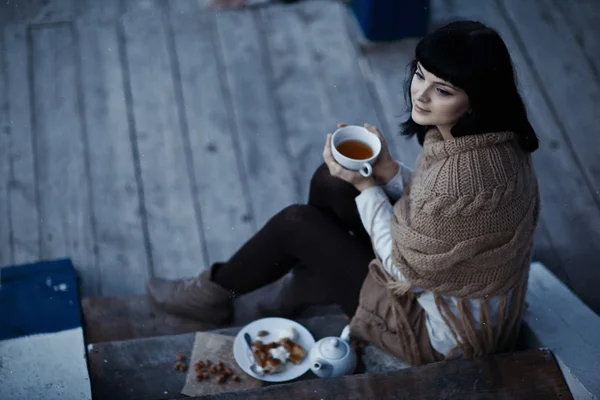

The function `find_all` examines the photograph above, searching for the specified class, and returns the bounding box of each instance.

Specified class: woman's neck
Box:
[437,124,454,141]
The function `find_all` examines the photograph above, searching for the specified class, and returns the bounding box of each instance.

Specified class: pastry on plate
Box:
[250,327,306,374]
[279,337,306,365]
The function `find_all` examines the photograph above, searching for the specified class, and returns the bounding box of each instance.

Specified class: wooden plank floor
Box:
[1,0,600,315]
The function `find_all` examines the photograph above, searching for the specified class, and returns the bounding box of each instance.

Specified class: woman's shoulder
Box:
[469,132,533,184]
[412,132,537,216]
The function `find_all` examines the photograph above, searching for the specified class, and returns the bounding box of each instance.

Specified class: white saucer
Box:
[232,317,316,382]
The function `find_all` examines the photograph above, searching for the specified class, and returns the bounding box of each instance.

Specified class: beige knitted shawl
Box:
[374,128,540,364]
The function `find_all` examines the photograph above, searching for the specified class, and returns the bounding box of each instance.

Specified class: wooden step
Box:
[179,349,572,400]
[87,314,352,400]
[82,290,344,344]
[87,314,572,400]
[82,294,215,344]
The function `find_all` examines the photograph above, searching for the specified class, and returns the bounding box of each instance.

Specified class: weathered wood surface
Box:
[306,2,380,127]
[81,290,343,344]
[500,0,600,197]
[76,0,122,21]
[530,223,565,283]
[121,2,206,280]
[0,33,10,267]
[168,2,254,263]
[0,0,75,26]
[88,331,198,400]
[81,295,216,344]
[31,23,98,294]
[77,17,150,295]
[87,314,349,400]
[215,8,300,227]
[259,3,331,200]
[521,262,600,400]
[553,0,600,79]
[3,24,40,265]
[1,0,600,316]
[190,349,572,400]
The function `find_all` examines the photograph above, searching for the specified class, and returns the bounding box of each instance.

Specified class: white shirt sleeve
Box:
[381,161,414,203]
[355,186,407,282]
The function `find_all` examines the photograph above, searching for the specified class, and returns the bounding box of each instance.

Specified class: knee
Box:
[275,204,320,228]
[310,163,351,198]
[310,163,331,191]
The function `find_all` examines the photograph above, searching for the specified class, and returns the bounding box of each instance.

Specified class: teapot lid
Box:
[318,337,348,360]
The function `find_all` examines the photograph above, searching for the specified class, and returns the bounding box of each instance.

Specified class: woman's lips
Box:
[414,103,430,113]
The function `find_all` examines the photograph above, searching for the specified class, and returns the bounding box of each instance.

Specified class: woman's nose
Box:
[415,89,429,103]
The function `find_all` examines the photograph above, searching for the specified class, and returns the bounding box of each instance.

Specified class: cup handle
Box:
[360,163,373,177]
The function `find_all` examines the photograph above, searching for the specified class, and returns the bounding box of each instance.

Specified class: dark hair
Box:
[401,21,538,153]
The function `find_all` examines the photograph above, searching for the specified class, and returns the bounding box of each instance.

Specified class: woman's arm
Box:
[355,186,409,282]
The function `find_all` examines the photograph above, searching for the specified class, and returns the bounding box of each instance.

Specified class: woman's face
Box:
[410,63,470,136]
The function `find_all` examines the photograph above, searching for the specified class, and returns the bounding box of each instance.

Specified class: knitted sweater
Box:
[355,128,539,363]
[356,166,511,357]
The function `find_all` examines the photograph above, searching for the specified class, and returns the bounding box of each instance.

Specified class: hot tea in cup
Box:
[335,139,374,160]
[331,125,381,177]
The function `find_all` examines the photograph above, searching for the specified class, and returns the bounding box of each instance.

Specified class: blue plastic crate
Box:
[350,0,430,42]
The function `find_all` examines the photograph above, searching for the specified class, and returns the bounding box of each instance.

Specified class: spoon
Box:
[243,332,263,376]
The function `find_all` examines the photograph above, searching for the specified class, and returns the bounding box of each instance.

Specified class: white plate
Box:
[233,317,316,382]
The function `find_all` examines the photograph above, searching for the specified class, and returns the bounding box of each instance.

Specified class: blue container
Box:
[350,0,430,42]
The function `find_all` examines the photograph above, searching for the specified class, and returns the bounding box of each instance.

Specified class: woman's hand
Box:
[323,133,376,192]
[336,123,399,184]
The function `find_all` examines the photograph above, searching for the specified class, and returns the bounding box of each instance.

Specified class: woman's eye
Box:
[437,88,451,96]
[415,71,424,80]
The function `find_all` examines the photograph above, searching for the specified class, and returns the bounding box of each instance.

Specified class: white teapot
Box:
[308,324,357,378]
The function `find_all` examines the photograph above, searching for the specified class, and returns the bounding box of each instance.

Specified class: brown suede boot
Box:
[257,265,333,318]
[146,269,234,324]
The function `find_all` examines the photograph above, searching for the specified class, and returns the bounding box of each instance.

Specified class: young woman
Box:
[147,20,540,365]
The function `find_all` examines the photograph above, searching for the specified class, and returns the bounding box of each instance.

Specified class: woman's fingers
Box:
[323,134,349,178]
[323,134,336,170]
[337,123,348,128]
[323,134,332,159]
[364,123,377,133]
[364,123,384,140]
[365,123,391,156]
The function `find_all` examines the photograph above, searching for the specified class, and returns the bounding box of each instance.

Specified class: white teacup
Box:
[331,125,382,177]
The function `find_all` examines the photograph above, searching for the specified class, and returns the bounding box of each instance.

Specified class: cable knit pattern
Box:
[392,129,539,297]
[412,130,527,218]
[350,128,540,365]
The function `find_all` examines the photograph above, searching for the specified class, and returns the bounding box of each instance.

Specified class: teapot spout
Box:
[311,358,333,378]
[313,359,327,370]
